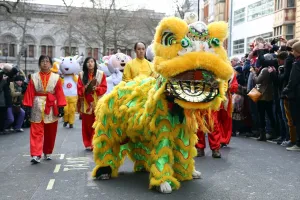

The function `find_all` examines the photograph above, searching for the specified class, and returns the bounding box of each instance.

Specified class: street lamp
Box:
[23,48,27,76]
[3,48,8,63]
[198,0,200,21]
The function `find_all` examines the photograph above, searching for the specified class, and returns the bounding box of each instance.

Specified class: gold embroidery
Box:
[31,72,60,123]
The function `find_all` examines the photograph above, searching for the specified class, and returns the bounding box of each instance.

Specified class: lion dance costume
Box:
[54,56,82,128]
[92,17,233,193]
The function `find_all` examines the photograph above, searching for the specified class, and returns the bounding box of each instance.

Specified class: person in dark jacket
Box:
[282,41,300,151]
[279,39,298,147]
[0,69,13,134]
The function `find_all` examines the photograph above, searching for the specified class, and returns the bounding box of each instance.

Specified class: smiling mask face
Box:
[55,55,82,75]
[153,17,233,110]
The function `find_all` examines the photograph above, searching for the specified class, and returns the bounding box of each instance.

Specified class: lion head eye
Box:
[161,31,177,46]
[181,37,191,48]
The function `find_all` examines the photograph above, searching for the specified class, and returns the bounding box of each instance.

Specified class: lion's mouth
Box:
[165,69,219,103]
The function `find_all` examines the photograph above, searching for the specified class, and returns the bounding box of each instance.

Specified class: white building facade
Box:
[230,0,275,58]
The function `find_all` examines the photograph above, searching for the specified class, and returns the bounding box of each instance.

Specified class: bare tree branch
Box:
[0,0,20,13]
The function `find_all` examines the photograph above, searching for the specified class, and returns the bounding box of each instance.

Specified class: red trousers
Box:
[30,121,58,156]
[196,112,221,150]
[81,113,95,148]
[219,109,233,145]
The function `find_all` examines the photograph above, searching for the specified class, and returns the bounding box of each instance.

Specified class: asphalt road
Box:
[1,116,300,200]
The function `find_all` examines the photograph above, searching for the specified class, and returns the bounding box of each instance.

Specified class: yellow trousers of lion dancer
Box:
[64,96,78,125]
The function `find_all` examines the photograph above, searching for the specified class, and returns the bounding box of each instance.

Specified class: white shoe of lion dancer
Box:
[44,154,52,160]
[31,156,41,164]
[192,170,202,179]
[157,182,172,194]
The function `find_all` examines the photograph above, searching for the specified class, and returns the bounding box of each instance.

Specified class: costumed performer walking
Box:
[77,57,107,150]
[23,55,66,164]
[55,55,82,128]
[122,42,155,82]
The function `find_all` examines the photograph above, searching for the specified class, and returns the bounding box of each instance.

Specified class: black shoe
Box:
[245,132,255,137]
[221,143,227,148]
[272,137,282,142]
[257,135,266,141]
[196,148,205,157]
[63,122,68,127]
[212,150,221,158]
[69,124,73,128]
[95,166,112,180]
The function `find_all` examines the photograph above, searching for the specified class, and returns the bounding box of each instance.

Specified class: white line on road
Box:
[60,154,65,159]
[53,164,61,173]
[46,179,55,190]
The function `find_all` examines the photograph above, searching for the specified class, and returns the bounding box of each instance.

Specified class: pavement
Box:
[1,116,300,200]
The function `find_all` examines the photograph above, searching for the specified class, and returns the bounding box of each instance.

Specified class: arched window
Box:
[40,36,55,57]
[0,34,17,57]
[64,39,78,57]
[86,43,99,60]
[24,35,36,58]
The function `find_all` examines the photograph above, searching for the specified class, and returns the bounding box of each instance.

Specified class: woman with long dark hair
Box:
[77,57,107,150]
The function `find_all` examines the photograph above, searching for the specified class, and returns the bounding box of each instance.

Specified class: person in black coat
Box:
[282,41,300,151]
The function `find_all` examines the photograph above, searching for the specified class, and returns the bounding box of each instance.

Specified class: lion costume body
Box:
[92,17,233,193]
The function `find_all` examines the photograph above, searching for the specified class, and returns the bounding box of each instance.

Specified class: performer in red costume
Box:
[220,73,238,147]
[196,111,222,158]
[23,55,66,164]
[77,57,107,150]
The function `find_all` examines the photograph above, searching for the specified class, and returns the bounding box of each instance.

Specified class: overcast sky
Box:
[33,0,177,15]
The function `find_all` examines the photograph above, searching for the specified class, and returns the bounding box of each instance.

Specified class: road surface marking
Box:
[60,154,65,159]
[62,157,90,172]
[63,167,89,171]
[53,164,61,173]
[46,179,55,190]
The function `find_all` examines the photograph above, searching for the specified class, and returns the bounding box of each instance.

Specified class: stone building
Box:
[273,0,296,41]
[0,2,164,74]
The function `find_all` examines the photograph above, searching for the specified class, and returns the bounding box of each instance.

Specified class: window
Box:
[40,45,53,57]
[86,48,99,60]
[87,47,92,57]
[0,34,17,57]
[40,37,55,57]
[28,45,35,58]
[93,48,99,60]
[274,26,282,37]
[41,45,46,55]
[287,0,295,7]
[247,0,274,21]
[48,46,53,57]
[287,24,294,34]
[9,44,15,57]
[286,24,294,40]
[234,8,245,25]
[247,32,273,52]
[64,47,78,56]
[275,0,282,10]
[233,39,245,55]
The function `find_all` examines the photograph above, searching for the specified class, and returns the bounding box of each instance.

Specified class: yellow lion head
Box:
[153,17,233,110]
